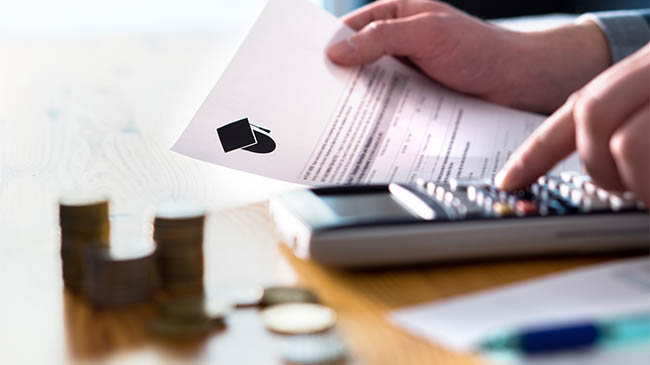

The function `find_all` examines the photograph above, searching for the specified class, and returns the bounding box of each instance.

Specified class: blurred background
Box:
[2,0,648,35]
[325,0,649,18]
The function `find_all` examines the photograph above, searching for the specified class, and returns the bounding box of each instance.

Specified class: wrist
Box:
[504,21,611,113]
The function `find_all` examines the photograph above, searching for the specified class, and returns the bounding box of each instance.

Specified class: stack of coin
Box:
[59,193,110,293]
[153,201,206,296]
[149,296,230,338]
[260,286,320,307]
[83,241,159,307]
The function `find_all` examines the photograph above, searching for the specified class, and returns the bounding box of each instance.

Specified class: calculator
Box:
[269,173,649,267]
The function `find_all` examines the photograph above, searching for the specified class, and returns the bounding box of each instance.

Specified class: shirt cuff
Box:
[577,10,650,63]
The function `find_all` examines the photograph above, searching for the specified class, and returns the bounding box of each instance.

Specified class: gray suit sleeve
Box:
[577,9,650,63]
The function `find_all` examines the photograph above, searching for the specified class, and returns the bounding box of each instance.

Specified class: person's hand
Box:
[496,43,650,205]
[327,0,611,114]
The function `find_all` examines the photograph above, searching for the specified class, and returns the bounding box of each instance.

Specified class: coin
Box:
[59,192,110,293]
[83,240,159,307]
[148,316,221,338]
[261,286,319,307]
[262,303,336,335]
[153,200,206,296]
[211,285,264,308]
[154,200,205,221]
[59,192,110,226]
[280,334,347,364]
[160,296,231,322]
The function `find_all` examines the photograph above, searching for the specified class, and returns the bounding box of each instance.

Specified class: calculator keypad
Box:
[411,172,646,221]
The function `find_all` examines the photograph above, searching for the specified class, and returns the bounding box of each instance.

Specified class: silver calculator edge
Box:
[268,193,650,267]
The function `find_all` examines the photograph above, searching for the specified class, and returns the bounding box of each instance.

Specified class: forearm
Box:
[504,21,611,114]
[504,9,650,114]
[578,9,650,63]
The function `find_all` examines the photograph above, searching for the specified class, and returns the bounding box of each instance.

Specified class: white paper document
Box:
[389,257,650,364]
[172,0,579,185]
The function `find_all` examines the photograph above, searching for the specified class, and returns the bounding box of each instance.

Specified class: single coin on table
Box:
[148,316,220,338]
[149,296,229,338]
[211,285,264,308]
[160,296,231,322]
[262,303,337,335]
[261,286,319,307]
[279,333,347,364]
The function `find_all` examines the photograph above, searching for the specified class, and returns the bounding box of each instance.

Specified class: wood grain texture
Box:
[0,30,639,365]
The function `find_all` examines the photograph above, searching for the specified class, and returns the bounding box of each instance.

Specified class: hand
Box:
[496,43,650,205]
[327,0,611,114]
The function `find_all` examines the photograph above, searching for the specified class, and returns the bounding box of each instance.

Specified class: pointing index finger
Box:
[496,98,578,190]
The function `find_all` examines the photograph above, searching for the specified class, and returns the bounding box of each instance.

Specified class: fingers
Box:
[497,44,650,192]
[341,0,401,30]
[341,0,447,30]
[327,13,436,66]
[495,98,577,190]
[609,104,650,205]
[573,50,650,190]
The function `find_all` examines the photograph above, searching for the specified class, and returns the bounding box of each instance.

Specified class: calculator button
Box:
[530,183,542,195]
[476,190,485,206]
[580,195,610,212]
[569,189,583,204]
[560,171,580,183]
[450,197,473,219]
[569,189,594,212]
[609,193,637,211]
[559,183,572,199]
[515,200,538,216]
[571,175,590,189]
[449,178,489,192]
[583,181,598,195]
[453,201,468,218]
[596,188,610,202]
[531,183,552,200]
[467,185,478,202]
[435,186,446,201]
[425,182,436,195]
[444,191,455,204]
[482,196,495,211]
[547,177,561,191]
[493,202,514,216]
[451,193,483,218]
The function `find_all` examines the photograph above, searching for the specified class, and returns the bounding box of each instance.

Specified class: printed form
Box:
[172,0,579,185]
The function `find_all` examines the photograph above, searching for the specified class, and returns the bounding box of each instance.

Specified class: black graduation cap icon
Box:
[216,118,276,154]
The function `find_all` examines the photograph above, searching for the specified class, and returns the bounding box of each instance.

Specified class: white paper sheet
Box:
[389,257,650,364]
[172,0,580,185]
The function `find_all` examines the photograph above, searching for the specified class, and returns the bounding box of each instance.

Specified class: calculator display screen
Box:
[320,193,415,220]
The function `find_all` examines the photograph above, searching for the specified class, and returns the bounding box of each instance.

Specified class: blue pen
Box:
[479,313,650,355]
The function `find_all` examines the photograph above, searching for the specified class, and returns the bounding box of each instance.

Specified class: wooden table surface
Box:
[0,5,642,364]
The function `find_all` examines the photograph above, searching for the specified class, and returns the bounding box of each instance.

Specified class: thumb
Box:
[327,14,431,66]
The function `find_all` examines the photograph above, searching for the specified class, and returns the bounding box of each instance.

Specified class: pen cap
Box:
[520,323,599,354]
